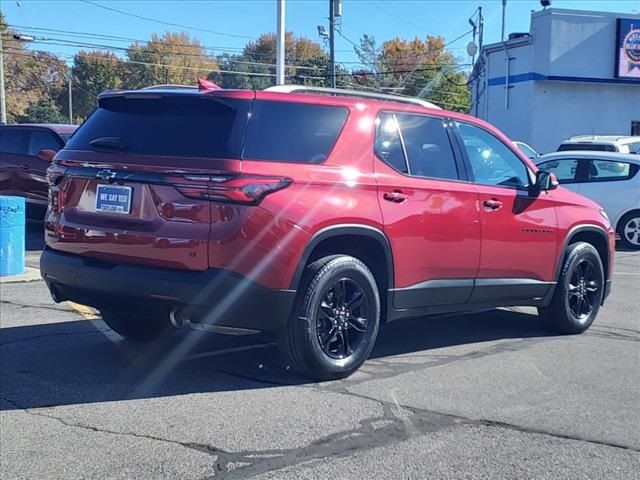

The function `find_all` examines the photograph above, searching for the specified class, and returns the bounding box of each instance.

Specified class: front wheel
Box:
[538,242,604,334]
[279,255,381,381]
[617,211,640,250]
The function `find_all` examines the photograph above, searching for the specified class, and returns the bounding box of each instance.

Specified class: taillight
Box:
[47,164,67,213]
[176,175,292,205]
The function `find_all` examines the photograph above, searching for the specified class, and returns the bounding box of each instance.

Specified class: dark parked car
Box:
[0,124,77,218]
[40,86,614,380]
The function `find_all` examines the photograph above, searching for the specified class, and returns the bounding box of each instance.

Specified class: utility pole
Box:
[0,33,6,124]
[275,0,286,85]
[68,70,73,124]
[329,0,336,88]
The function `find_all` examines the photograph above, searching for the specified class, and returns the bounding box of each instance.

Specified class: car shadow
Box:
[0,307,553,411]
[25,219,45,252]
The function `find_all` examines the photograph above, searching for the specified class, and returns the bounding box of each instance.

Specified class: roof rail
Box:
[264,85,442,110]
[142,84,198,90]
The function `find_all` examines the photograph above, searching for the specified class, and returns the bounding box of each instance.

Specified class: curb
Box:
[67,302,100,320]
[0,267,42,284]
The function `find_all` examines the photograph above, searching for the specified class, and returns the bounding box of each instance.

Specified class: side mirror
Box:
[37,149,57,162]
[531,170,559,195]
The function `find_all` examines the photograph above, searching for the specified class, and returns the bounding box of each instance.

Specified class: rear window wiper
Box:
[89,137,129,151]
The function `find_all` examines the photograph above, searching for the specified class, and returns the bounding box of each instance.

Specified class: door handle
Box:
[483,198,503,211]
[19,164,30,170]
[383,191,408,203]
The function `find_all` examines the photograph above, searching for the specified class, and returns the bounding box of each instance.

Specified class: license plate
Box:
[95,185,132,214]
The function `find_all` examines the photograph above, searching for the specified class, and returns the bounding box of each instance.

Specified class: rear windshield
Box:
[65,96,349,163]
[66,96,251,158]
[558,143,617,152]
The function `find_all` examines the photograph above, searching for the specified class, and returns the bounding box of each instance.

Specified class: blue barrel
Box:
[0,196,26,276]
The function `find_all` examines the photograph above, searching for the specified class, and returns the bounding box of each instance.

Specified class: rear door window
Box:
[28,131,62,156]
[583,160,639,182]
[374,113,408,174]
[396,113,459,180]
[0,129,29,155]
[65,96,251,158]
[242,100,348,163]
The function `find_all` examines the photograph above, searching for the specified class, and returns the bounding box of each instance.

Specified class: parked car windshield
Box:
[558,143,617,152]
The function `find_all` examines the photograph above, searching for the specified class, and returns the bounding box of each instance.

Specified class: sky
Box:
[2,0,639,68]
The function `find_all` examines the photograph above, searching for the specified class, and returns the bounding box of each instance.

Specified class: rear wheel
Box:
[538,242,604,334]
[279,255,380,381]
[100,309,175,342]
[617,211,640,250]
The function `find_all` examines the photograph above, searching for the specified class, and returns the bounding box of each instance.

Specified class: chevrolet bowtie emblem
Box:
[96,169,117,181]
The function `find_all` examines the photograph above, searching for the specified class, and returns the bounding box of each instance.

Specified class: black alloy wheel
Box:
[567,258,600,322]
[316,278,370,359]
[278,255,381,381]
[538,242,604,334]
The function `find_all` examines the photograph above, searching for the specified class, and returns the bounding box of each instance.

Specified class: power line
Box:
[79,0,255,40]
[7,24,249,54]
[2,48,279,78]
[1,34,325,72]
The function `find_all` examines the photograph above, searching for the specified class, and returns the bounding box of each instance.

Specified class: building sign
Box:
[616,18,640,80]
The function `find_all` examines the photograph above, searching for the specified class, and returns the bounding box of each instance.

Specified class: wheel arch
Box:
[615,208,640,232]
[557,225,610,282]
[289,225,394,295]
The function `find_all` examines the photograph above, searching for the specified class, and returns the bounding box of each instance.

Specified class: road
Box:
[1,228,639,479]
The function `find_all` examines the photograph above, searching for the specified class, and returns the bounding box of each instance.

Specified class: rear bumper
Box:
[40,248,296,332]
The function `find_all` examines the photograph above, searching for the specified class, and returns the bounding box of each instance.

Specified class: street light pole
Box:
[275,0,286,85]
[0,33,7,124]
[329,0,336,88]
[0,33,35,124]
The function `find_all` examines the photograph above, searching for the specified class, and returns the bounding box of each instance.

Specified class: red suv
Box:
[40,86,614,380]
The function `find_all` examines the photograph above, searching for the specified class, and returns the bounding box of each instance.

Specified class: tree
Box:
[17,98,63,123]
[353,34,471,112]
[72,50,124,120]
[124,32,218,89]
[213,32,332,89]
[1,13,68,123]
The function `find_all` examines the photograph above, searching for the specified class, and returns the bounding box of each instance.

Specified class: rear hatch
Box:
[46,90,253,271]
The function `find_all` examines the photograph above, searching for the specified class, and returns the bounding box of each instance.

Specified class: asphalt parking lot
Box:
[1,224,639,479]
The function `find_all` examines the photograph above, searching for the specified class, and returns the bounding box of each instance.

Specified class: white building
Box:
[471,8,640,154]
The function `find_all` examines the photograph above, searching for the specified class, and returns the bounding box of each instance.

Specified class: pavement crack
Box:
[0,299,75,316]
[0,395,230,468]
[207,402,465,479]
[0,330,102,348]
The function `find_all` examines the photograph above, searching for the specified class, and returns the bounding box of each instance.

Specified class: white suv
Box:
[535,151,640,249]
[557,135,640,154]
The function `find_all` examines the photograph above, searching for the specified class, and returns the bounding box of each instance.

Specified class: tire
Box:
[617,211,640,250]
[538,242,604,334]
[279,255,381,381]
[100,309,175,342]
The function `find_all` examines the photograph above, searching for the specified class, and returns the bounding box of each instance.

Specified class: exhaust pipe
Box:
[169,307,184,329]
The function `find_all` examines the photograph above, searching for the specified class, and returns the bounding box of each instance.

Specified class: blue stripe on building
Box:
[488,72,640,86]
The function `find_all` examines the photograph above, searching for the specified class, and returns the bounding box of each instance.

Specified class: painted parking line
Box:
[67,301,100,319]
[613,272,640,276]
